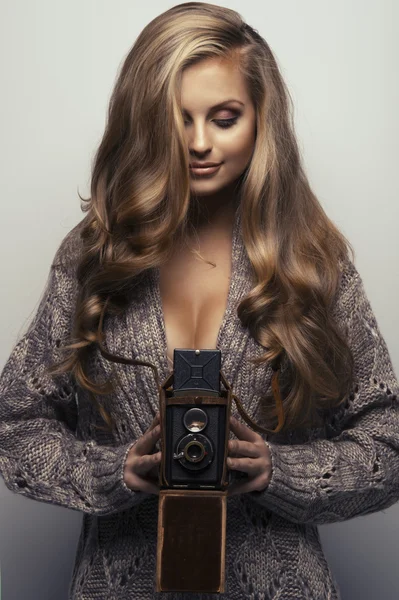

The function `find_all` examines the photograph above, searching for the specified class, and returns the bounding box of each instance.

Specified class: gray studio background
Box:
[0,1,398,599]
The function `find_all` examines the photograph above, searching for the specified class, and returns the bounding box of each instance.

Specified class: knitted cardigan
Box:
[1,206,399,600]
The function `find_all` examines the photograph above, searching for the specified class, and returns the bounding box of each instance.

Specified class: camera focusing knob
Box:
[173,451,185,460]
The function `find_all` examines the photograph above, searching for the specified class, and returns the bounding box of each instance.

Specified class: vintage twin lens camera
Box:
[156,348,249,594]
[159,348,246,490]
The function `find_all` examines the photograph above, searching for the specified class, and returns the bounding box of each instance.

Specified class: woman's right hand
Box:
[123,412,162,495]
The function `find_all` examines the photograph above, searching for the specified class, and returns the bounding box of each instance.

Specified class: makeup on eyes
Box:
[182,100,243,125]
[214,116,239,128]
[183,110,241,128]
[182,99,244,115]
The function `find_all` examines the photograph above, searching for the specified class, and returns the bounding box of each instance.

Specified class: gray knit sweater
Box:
[1,207,399,600]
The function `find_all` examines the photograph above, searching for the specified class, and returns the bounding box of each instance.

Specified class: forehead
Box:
[180,57,249,111]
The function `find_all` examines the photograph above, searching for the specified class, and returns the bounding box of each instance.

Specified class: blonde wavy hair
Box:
[48,1,355,435]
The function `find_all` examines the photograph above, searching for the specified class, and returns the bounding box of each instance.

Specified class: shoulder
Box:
[337,255,361,290]
[51,218,85,273]
[44,219,86,310]
[334,255,363,306]
[329,255,366,335]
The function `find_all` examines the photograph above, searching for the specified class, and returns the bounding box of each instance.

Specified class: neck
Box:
[188,181,240,233]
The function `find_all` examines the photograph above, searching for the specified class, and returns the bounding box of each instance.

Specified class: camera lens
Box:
[183,408,208,432]
[175,433,214,470]
[184,440,205,463]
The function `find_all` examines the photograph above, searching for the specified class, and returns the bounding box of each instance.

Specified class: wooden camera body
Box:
[156,349,233,594]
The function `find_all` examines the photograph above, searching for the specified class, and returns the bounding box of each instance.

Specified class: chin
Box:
[190,178,235,194]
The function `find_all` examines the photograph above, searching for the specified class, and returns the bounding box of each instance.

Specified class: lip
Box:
[189,163,222,176]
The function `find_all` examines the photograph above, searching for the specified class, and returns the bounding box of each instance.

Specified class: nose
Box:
[187,122,212,155]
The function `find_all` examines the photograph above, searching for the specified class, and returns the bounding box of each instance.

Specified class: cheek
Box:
[225,120,255,153]
[223,129,255,168]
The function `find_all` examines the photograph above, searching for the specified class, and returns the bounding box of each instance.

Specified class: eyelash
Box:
[214,117,239,128]
[183,116,239,129]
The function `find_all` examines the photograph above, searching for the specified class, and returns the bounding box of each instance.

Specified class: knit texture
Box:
[1,206,399,599]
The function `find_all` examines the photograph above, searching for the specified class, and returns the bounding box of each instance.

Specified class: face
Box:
[180,56,256,200]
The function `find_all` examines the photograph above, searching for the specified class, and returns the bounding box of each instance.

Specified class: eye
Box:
[214,117,239,129]
[182,116,239,129]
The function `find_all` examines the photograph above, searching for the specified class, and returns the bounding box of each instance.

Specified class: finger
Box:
[147,415,161,453]
[227,456,261,477]
[229,416,258,443]
[133,451,162,476]
[128,474,160,496]
[228,439,259,458]
[147,412,160,431]
[147,463,160,481]
[134,425,161,456]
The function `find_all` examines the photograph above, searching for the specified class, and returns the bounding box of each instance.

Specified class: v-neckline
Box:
[101,203,258,418]
[149,202,249,385]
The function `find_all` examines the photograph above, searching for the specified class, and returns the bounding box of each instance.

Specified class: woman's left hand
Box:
[227,415,272,497]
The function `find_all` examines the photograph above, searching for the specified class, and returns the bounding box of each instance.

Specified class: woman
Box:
[1,3,398,599]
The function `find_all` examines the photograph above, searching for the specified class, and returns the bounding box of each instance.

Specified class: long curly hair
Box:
[47,1,355,435]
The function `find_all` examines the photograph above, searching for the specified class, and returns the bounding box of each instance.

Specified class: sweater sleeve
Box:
[249,259,399,525]
[0,236,152,516]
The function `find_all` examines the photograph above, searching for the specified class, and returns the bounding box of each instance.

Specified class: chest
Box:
[159,231,232,365]
[93,213,286,443]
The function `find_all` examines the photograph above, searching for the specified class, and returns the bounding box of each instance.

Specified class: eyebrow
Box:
[181,99,244,115]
